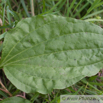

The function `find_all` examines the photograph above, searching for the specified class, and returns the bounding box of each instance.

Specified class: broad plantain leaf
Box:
[0,97,31,103]
[0,15,103,94]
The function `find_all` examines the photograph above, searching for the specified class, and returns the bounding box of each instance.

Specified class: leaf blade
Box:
[1,15,103,94]
[0,96,31,103]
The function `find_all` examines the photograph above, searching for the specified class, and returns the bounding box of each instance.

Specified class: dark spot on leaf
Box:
[74,59,76,61]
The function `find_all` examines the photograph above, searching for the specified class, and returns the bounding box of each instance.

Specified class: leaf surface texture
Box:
[0,15,103,94]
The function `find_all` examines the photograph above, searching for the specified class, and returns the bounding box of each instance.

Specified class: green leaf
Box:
[0,15,103,94]
[0,96,31,103]
[0,32,6,40]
